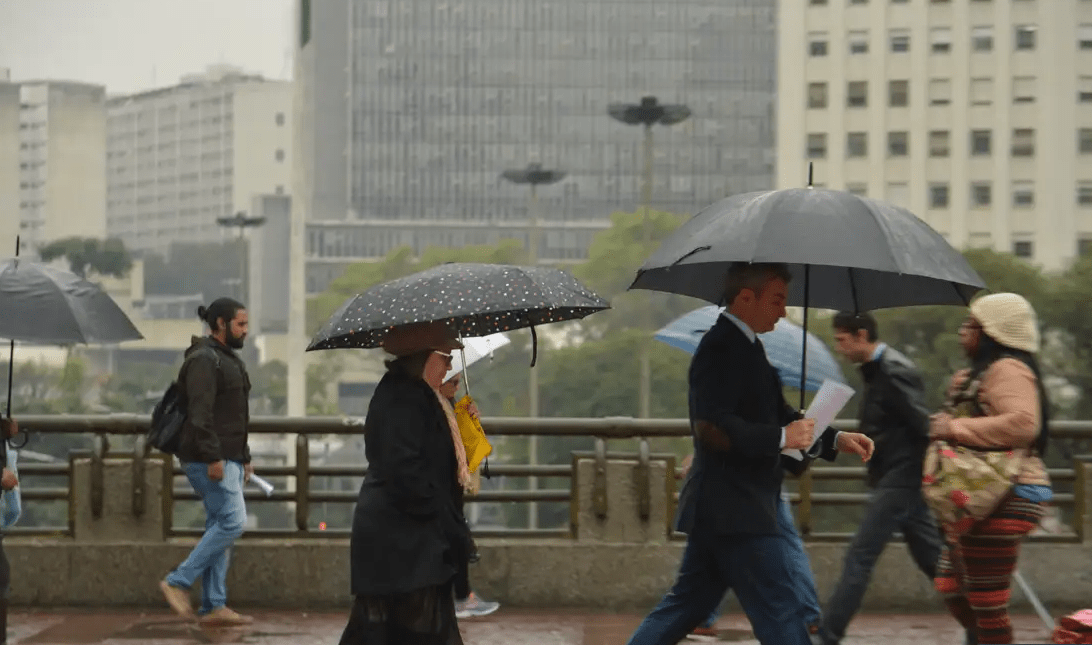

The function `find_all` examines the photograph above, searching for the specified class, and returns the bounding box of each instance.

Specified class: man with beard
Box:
[160,297,254,626]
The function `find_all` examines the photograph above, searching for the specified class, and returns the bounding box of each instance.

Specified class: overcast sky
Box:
[0,0,295,94]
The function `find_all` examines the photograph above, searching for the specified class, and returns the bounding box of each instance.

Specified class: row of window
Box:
[807,129,1092,158]
[839,180,1092,210]
[809,24,1055,56]
[807,78,1092,108]
[811,0,1069,6]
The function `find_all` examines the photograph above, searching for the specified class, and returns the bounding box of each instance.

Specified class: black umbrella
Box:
[1,243,144,434]
[628,186,986,408]
[307,263,609,364]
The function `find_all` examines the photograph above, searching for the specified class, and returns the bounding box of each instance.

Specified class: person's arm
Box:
[948,359,1040,448]
[690,340,782,459]
[888,364,931,439]
[381,387,445,519]
[183,353,222,463]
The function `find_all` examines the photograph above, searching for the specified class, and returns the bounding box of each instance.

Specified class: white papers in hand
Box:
[250,474,275,497]
[782,379,856,461]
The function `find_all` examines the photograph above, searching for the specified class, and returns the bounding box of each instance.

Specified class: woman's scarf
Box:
[434,388,472,492]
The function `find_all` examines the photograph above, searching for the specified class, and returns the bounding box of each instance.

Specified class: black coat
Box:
[676,317,838,536]
[857,346,931,488]
[350,371,470,596]
[176,336,252,464]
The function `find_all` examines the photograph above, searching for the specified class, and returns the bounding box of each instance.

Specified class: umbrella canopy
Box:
[307,263,609,352]
[444,332,511,384]
[655,307,845,392]
[629,188,985,310]
[0,258,144,345]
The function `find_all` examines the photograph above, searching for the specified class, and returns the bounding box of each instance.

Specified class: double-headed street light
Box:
[216,211,266,302]
[608,96,691,419]
[500,161,566,530]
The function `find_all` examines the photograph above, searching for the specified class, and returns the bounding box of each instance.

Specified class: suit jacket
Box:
[675,316,838,536]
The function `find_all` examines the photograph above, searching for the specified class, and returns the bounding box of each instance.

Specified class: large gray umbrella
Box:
[628,187,986,407]
[1,256,144,426]
[629,188,985,311]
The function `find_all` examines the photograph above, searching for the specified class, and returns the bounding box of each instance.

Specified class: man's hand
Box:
[208,460,225,481]
[930,413,955,440]
[679,453,694,480]
[784,418,817,450]
[1,467,18,490]
[0,417,17,439]
[836,432,875,462]
[244,463,254,483]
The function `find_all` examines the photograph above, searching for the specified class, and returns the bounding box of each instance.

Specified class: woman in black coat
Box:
[338,322,473,645]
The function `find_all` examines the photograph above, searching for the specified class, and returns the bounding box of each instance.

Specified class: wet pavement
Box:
[8,608,1055,644]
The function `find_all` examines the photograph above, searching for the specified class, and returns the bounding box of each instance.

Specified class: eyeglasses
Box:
[960,319,982,331]
[434,350,453,363]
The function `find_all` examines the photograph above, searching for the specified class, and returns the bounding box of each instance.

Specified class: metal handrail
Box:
[7,415,1090,542]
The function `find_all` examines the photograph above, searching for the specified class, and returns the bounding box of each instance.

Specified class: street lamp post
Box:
[607,96,690,419]
[500,162,565,530]
[216,211,267,302]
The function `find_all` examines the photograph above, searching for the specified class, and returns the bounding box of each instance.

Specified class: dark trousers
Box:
[821,486,942,642]
[453,498,471,601]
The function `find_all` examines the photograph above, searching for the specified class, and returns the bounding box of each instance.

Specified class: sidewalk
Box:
[9,608,1052,644]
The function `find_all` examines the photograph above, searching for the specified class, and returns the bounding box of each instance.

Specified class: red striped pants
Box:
[934,494,1045,644]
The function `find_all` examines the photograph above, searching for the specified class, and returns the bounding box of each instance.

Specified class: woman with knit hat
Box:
[929,293,1053,645]
[338,321,475,645]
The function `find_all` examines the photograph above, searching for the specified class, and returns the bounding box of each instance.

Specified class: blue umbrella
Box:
[655,306,846,392]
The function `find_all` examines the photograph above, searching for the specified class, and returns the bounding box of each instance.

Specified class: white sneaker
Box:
[454,592,500,618]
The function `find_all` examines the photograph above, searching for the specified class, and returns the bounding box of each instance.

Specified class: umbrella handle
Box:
[458,344,471,397]
[529,325,538,368]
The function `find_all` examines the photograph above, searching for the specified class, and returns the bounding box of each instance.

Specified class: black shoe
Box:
[964,631,977,645]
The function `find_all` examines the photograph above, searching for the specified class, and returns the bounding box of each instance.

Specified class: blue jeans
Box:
[820,486,941,644]
[701,496,821,629]
[1,450,20,530]
[165,460,247,614]
[627,497,819,645]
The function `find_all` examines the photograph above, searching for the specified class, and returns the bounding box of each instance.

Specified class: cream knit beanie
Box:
[969,292,1040,353]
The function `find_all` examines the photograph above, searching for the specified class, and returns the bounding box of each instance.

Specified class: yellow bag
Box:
[454,394,492,473]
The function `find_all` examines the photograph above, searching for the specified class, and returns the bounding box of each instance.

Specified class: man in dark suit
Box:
[626,262,874,645]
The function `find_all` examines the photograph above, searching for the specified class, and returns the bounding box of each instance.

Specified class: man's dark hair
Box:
[197,297,246,332]
[833,311,879,342]
[722,262,792,306]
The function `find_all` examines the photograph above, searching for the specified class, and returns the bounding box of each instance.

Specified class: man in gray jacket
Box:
[816,312,944,645]
[160,297,254,626]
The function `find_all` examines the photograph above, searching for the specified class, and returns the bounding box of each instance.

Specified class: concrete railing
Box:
[5,415,1091,610]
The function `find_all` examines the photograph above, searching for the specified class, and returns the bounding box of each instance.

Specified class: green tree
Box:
[1043,253,1092,420]
[37,237,132,279]
[143,240,243,300]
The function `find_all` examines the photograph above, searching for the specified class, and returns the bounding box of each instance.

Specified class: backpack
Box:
[147,347,221,455]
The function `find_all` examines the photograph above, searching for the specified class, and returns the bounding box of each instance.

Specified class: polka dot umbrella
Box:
[306,263,610,363]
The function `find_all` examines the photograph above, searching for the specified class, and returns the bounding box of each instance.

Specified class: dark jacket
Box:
[176,336,252,464]
[677,317,839,536]
[350,371,470,596]
[857,346,931,488]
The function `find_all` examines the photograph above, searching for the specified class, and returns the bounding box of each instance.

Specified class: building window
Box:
[1011,129,1035,157]
[929,130,950,157]
[972,26,994,52]
[931,27,952,53]
[1079,182,1092,206]
[808,82,828,109]
[888,131,909,156]
[809,32,829,56]
[847,132,868,157]
[275,149,285,162]
[810,0,828,4]
[1015,25,1037,50]
[807,133,828,159]
[1013,241,1034,259]
[889,80,909,107]
[850,0,867,4]
[847,81,868,107]
[929,79,952,105]
[1013,77,1036,103]
[887,182,910,208]
[1078,238,1092,256]
[930,183,950,208]
[971,130,992,155]
[275,112,286,126]
[846,183,868,196]
[890,29,911,53]
[970,78,993,105]
[1079,24,1092,49]
[849,31,869,54]
[1079,128,1092,154]
[1080,77,1092,103]
[972,182,992,207]
[1012,181,1035,207]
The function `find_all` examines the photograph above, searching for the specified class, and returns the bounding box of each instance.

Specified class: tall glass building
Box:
[295,0,776,291]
